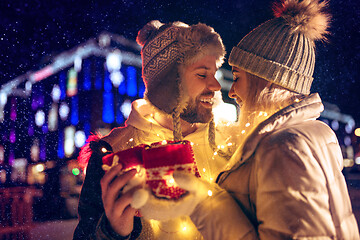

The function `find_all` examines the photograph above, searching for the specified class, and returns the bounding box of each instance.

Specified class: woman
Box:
[188,0,360,239]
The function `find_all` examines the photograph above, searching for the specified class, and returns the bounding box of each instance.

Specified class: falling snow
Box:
[0,0,359,117]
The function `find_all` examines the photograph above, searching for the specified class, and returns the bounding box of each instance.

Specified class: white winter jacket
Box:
[195,93,359,239]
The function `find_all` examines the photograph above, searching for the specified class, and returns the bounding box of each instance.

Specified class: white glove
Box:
[137,171,213,221]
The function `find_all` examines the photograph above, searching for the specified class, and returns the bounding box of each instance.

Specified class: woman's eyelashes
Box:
[197,73,206,78]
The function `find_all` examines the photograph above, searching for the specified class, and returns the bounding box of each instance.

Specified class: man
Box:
[73,20,234,239]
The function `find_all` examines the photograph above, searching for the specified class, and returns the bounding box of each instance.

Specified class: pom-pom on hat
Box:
[136,20,225,115]
[229,0,330,94]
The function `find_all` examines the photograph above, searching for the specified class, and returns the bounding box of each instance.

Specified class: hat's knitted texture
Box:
[229,0,330,94]
[142,27,181,83]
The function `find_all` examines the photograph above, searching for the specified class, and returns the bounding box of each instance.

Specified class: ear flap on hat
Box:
[145,61,184,114]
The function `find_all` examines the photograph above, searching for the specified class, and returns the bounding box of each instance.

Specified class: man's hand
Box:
[100,164,138,237]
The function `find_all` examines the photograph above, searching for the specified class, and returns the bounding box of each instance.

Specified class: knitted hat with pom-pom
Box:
[229,0,330,94]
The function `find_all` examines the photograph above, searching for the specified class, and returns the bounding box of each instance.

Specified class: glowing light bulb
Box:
[214,152,218,156]
[208,190,213,196]
[129,138,134,142]
[245,122,250,127]
[355,128,360,137]
[161,140,167,145]
[202,168,206,172]
[227,142,233,146]
[241,130,246,134]
[295,98,300,102]
[35,164,45,172]
[101,147,108,153]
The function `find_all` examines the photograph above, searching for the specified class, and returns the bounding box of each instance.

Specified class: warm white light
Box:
[106,50,122,72]
[25,81,32,92]
[35,110,45,127]
[202,168,206,172]
[245,122,250,127]
[75,130,86,148]
[213,152,218,156]
[0,91,7,106]
[355,157,360,165]
[120,99,132,119]
[51,85,61,102]
[213,102,237,123]
[74,56,82,72]
[227,142,233,146]
[161,140,167,145]
[48,103,58,132]
[59,102,70,120]
[35,164,45,172]
[241,130,245,134]
[343,158,354,168]
[101,147,108,153]
[64,126,75,157]
[129,138,134,142]
[208,190,213,196]
[110,71,124,87]
[355,128,360,137]
[30,139,40,162]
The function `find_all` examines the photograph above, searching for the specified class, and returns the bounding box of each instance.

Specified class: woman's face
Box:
[228,66,249,105]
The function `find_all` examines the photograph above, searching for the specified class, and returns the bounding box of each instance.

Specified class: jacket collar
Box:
[226,93,324,168]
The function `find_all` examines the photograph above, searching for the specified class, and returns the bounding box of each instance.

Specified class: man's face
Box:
[180,55,221,123]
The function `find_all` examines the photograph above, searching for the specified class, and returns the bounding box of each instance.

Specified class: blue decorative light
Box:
[83,60,92,91]
[59,71,67,100]
[58,129,64,159]
[83,122,91,138]
[95,61,103,90]
[71,95,79,125]
[127,66,137,97]
[116,97,124,124]
[102,92,114,123]
[104,70,112,92]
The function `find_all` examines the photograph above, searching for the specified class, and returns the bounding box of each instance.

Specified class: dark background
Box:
[0,0,359,124]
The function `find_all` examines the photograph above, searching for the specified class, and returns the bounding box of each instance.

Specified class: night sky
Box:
[1,0,359,125]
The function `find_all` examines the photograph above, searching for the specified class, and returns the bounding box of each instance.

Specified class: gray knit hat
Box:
[229,0,330,94]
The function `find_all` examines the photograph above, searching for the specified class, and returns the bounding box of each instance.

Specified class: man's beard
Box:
[180,97,213,124]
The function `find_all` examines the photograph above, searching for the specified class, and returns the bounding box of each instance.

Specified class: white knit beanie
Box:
[229,0,330,94]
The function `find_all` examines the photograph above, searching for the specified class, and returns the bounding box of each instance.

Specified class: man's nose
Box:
[207,75,221,91]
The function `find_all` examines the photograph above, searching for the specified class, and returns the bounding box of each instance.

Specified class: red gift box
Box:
[143,140,200,199]
[102,140,200,200]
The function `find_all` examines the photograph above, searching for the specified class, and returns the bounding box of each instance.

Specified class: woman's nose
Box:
[228,84,236,99]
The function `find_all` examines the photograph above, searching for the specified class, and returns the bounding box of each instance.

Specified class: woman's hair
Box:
[236,72,306,145]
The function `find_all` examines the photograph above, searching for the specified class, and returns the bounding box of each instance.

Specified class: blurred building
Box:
[0,33,359,228]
